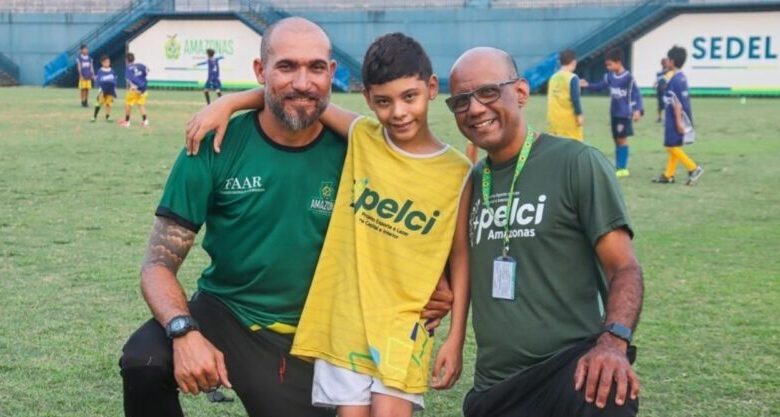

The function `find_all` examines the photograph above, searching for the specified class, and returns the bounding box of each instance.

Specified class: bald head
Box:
[261,17,331,63]
[450,47,518,82]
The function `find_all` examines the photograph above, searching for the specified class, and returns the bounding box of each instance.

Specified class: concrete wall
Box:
[301,6,634,88]
[0,6,634,86]
[0,12,114,84]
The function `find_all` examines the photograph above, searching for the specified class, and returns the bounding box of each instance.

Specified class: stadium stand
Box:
[0,52,20,86]
[0,0,134,13]
[2,0,777,88]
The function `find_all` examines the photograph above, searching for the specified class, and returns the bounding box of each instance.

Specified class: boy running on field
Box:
[581,47,643,177]
[92,55,117,122]
[121,53,150,128]
[189,32,472,417]
[653,45,704,185]
[546,48,584,141]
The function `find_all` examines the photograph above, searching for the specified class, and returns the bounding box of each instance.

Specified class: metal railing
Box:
[0,0,134,13]
[571,0,670,58]
[43,0,171,85]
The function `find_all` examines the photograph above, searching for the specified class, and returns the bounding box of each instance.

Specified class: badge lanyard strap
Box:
[481,127,535,257]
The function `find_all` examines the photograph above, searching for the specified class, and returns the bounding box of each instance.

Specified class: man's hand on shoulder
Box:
[172,330,232,395]
[574,332,639,409]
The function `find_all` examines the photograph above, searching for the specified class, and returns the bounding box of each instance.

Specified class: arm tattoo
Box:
[141,217,196,275]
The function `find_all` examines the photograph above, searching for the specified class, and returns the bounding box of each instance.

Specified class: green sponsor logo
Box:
[309,181,336,215]
[165,34,181,60]
[352,180,440,235]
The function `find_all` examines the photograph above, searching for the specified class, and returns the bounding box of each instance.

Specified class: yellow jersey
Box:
[547,70,584,141]
[290,117,471,393]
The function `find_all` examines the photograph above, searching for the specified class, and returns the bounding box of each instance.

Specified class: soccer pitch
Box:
[0,87,778,417]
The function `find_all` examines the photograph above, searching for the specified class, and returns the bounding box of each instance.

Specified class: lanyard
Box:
[481,127,535,257]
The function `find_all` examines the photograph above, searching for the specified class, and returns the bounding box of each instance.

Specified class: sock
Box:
[616,145,629,170]
[217,91,222,98]
[664,147,678,178]
[93,106,100,119]
[125,115,130,122]
[106,113,110,120]
[142,114,147,121]
[204,91,211,104]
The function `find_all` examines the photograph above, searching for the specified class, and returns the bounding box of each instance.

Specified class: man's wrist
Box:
[598,331,629,352]
[165,315,200,339]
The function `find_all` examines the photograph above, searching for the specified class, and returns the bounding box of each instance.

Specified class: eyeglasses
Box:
[445,79,519,114]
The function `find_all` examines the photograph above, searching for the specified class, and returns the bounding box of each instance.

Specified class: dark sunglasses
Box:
[445,79,519,113]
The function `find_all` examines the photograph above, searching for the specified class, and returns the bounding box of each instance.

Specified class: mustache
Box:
[281,92,321,101]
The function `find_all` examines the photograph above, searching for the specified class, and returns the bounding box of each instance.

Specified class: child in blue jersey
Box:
[199,48,223,104]
[654,57,671,123]
[77,44,94,107]
[121,53,150,128]
[581,47,643,178]
[92,55,117,122]
[653,46,703,185]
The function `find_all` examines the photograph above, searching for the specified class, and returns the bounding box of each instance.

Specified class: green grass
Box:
[1,87,778,417]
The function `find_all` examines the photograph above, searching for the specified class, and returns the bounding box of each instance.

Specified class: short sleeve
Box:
[155,148,214,232]
[570,147,633,246]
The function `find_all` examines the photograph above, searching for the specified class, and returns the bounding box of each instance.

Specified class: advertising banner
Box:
[127,19,262,89]
[632,11,780,95]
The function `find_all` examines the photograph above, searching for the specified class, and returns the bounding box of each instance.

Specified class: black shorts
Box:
[120,291,333,417]
[611,117,634,139]
[463,337,638,417]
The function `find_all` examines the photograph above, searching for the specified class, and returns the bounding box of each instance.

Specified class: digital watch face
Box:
[171,318,186,332]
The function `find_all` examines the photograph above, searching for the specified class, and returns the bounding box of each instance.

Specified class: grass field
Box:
[0,86,778,417]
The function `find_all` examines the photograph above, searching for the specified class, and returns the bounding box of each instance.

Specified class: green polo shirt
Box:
[468,134,633,391]
[157,110,347,330]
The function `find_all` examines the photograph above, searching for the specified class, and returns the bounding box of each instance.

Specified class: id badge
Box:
[492,256,517,300]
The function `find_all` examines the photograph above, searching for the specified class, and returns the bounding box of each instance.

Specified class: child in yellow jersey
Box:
[546,49,584,141]
[298,33,471,416]
[185,33,471,416]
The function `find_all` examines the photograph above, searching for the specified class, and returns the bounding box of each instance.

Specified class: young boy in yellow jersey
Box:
[546,49,584,141]
[186,32,471,416]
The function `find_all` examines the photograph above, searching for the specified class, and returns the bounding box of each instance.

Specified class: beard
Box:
[266,89,329,131]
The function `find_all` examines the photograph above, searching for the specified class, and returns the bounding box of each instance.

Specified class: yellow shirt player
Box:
[546,49,585,141]
[292,33,472,415]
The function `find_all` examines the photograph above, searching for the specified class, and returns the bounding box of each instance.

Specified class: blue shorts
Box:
[611,117,634,139]
[204,78,222,90]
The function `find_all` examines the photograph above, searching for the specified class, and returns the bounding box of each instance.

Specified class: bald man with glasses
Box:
[448,47,644,417]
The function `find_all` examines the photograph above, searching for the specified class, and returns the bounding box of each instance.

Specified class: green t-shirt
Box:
[156,110,347,329]
[468,134,633,391]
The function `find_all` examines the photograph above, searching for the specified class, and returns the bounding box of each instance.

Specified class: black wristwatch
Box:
[165,315,200,339]
[603,322,633,344]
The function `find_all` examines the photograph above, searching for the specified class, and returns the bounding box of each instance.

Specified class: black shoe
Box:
[652,175,675,184]
[686,166,704,186]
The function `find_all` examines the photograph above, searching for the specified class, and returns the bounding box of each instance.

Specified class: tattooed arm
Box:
[139,216,231,394]
[140,216,197,327]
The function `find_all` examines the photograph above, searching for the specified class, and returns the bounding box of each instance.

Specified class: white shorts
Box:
[312,359,425,411]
